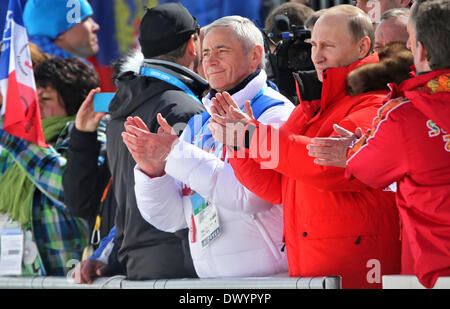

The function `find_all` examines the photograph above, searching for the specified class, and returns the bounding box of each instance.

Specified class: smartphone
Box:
[93,92,116,113]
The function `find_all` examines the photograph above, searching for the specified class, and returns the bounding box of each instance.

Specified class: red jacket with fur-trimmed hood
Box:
[228,53,401,289]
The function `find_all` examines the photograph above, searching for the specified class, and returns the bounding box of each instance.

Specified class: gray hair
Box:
[204,16,265,69]
[380,8,410,21]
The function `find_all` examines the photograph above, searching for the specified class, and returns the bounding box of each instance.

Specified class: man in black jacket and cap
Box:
[73,2,208,282]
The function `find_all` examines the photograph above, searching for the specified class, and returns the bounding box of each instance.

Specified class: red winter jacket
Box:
[346,70,450,288]
[228,53,401,289]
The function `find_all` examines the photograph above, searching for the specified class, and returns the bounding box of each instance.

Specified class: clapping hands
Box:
[208,91,254,147]
[122,113,178,177]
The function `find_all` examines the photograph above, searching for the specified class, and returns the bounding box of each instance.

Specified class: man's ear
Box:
[249,45,263,70]
[358,36,371,59]
[417,41,429,64]
[400,0,412,8]
[186,35,198,57]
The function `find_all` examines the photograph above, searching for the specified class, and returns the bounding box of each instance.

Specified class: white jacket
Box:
[134,70,294,278]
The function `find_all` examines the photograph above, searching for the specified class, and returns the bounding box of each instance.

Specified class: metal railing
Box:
[5,275,449,289]
[0,275,341,289]
[382,275,450,289]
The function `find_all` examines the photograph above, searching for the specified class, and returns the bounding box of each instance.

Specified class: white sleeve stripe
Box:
[347,99,411,164]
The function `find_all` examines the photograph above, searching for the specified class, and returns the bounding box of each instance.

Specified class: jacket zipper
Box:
[251,214,282,261]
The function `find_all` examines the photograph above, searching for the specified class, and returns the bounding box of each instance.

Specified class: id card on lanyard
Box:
[190,194,221,248]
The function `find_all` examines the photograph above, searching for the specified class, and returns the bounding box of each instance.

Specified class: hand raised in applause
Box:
[122,114,178,177]
[208,91,254,147]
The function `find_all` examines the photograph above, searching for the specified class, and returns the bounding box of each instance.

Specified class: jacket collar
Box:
[110,55,209,119]
[115,51,209,97]
[402,70,450,133]
[388,69,450,99]
[141,59,209,97]
[209,69,261,98]
[202,70,268,115]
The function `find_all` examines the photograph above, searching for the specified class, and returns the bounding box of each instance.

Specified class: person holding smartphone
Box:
[62,88,118,263]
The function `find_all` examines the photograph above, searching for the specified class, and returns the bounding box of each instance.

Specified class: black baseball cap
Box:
[139,2,199,58]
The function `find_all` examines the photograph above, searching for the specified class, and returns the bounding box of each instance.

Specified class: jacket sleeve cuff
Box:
[134,165,167,180]
[226,119,259,158]
[241,120,258,150]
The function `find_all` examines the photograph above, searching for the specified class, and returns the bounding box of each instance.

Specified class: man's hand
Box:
[209,91,254,147]
[75,87,104,132]
[307,124,363,168]
[122,114,178,177]
[72,259,109,284]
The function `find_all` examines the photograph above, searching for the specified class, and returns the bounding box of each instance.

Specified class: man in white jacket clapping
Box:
[122,16,294,278]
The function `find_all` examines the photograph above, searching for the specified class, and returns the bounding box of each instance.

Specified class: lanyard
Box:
[90,177,112,246]
[140,67,203,105]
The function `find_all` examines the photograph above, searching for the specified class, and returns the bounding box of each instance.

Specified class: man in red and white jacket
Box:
[308,0,450,289]
[209,5,402,289]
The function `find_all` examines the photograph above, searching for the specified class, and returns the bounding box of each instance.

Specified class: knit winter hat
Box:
[139,2,199,58]
[23,0,93,39]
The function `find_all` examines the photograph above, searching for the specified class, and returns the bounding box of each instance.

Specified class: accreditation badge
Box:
[0,227,24,276]
[191,195,221,248]
[0,214,40,276]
